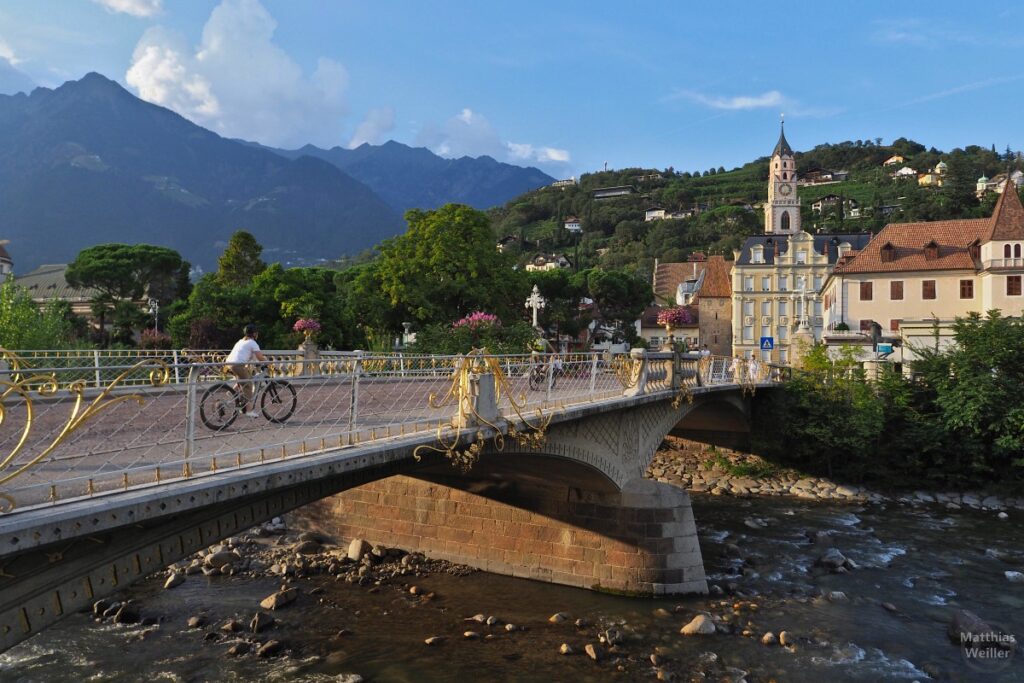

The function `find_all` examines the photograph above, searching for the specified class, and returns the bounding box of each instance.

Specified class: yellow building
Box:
[821,181,1024,363]
[732,123,871,364]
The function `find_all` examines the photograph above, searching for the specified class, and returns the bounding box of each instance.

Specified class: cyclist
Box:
[225,323,267,418]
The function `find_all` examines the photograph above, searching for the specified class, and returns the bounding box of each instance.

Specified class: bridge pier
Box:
[291,474,707,596]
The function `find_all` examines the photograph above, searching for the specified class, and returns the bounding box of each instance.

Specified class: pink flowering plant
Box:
[452,311,501,330]
[657,306,694,327]
[293,318,322,334]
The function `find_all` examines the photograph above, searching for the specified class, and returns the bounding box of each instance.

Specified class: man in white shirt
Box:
[225,324,267,418]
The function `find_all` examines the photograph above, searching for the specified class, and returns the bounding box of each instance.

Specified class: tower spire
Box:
[773,116,793,157]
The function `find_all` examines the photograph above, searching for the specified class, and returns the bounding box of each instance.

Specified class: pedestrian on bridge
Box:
[225,324,267,418]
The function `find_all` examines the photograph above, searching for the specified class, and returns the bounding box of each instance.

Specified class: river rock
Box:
[260,588,298,610]
[485,616,500,626]
[779,631,794,647]
[681,614,716,635]
[347,539,371,562]
[548,612,570,624]
[113,605,140,625]
[815,548,848,571]
[293,540,321,555]
[1005,571,1024,583]
[761,632,777,645]
[92,599,112,617]
[250,611,275,633]
[205,550,241,568]
[164,573,185,589]
[827,591,848,602]
[424,636,445,646]
[998,512,1009,520]
[186,615,206,628]
[559,643,574,655]
[505,624,518,632]
[602,627,624,646]
[221,619,243,633]
[256,640,284,657]
[947,609,1006,647]
[226,642,251,656]
[584,643,605,661]
[462,631,480,640]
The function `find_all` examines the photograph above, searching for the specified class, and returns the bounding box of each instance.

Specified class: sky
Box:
[1,1,1022,178]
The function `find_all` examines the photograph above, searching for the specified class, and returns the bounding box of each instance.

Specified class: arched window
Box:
[780,211,790,232]
[782,172,788,180]
[1016,244,1022,258]
[1005,244,1012,258]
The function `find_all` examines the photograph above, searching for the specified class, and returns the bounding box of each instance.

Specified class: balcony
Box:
[985,257,1024,270]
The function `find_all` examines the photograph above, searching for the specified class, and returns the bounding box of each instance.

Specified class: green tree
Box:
[216,231,266,287]
[67,244,185,301]
[0,279,72,349]
[377,204,525,325]
[583,268,650,338]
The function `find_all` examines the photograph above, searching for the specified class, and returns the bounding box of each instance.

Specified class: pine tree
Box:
[217,231,266,287]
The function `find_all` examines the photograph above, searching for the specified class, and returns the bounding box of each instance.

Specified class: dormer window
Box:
[969,240,980,261]
[924,240,939,261]
[880,242,896,263]
[751,245,765,263]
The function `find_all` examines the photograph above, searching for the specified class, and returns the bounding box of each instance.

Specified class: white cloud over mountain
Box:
[348,106,395,148]
[418,107,570,171]
[125,0,349,148]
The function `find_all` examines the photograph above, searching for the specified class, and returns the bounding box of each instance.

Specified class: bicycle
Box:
[199,369,297,430]
[528,356,561,391]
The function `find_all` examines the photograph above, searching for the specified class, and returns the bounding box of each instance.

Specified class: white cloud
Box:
[417,108,571,170]
[125,0,350,148]
[674,89,784,111]
[92,0,163,17]
[0,38,22,65]
[348,106,395,148]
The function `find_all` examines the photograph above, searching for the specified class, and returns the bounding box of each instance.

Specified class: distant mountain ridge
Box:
[0,72,405,272]
[265,140,555,214]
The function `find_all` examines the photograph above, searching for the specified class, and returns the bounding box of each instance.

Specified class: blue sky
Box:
[1,1,1022,177]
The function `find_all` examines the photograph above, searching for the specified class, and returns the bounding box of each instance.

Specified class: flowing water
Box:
[1,496,1022,682]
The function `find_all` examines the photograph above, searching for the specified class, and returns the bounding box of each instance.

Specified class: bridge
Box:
[0,348,781,652]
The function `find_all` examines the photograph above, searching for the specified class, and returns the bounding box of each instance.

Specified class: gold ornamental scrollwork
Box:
[611,355,642,389]
[413,349,551,472]
[0,358,171,513]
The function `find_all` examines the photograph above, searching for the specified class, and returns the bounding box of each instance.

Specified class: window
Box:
[779,349,788,364]
[761,300,771,315]
[778,300,788,316]
[751,246,765,263]
[881,242,896,263]
[743,300,754,316]
[860,282,873,301]
[922,280,936,300]
[1017,244,1022,258]
[814,301,823,316]
[890,319,901,331]
[1006,244,1013,258]
[890,281,903,300]
[761,276,771,291]
[824,293,831,310]
[744,276,754,291]
[761,325,771,339]
[924,241,939,261]
[761,349,772,361]
[795,299,803,318]
[796,250,807,264]
[813,275,822,290]
[779,276,788,291]
[650,337,660,348]
[960,279,974,299]
[781,211,791,232]
[1009,275,1022,296]
[743,325,753,341]
[778,326,788,340]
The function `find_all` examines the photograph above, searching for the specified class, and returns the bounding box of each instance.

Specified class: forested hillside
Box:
[490,137,1023,280]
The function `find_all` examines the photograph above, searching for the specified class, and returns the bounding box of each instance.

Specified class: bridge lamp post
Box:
[525,285,546,330]
[147,298,160,333]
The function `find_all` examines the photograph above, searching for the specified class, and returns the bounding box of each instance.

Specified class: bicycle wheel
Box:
[200,383,240,430]
[261,380,297,423]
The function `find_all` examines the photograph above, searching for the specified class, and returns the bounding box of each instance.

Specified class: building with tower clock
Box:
[731,121,871,365]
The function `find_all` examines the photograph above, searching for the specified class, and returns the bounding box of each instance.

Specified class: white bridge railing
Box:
[0,349,783,515]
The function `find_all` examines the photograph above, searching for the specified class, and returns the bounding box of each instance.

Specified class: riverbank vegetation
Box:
[752,312,1024,491]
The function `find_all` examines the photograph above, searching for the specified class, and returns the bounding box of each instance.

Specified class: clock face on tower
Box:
[778,183,792,196]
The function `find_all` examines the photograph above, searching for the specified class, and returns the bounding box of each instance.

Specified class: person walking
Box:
[225,324,267,418]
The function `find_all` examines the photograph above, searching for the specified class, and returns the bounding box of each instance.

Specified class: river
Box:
[1,495,1021,682]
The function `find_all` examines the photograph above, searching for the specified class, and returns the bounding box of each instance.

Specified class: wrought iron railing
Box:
[0,350,783,514]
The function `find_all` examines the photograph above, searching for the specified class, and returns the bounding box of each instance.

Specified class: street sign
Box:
[877,343,893,354]
[760,336,774,350]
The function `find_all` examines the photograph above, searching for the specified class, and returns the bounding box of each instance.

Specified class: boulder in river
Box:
[815,548,848,571]
[761,632,777,645]
[947,609,1016,651]
[1005,571,1024,583]
[347,539,371,562]
[205,550,241,568]
[424,636,445,646]
[779,631,794,647]
[186,615,206,628]
[559,643,574,655]
[250,612,275,633]
[256,640,284,657]
[680,614,716,635]
[260,588,298,610]
[584,643,605,661]
[548,612,570,624]
[293,540,321,555]
[164,573,185,590]
[113,605,140,625]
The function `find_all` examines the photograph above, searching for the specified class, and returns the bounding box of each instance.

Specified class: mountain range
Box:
[0,73,553,272]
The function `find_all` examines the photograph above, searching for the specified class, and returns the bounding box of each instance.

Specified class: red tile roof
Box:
[653,261,704,302]
[834,181,1024,275]
[697,255,732,298]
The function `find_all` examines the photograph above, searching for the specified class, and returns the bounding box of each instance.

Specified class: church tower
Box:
[764,119,801,235]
